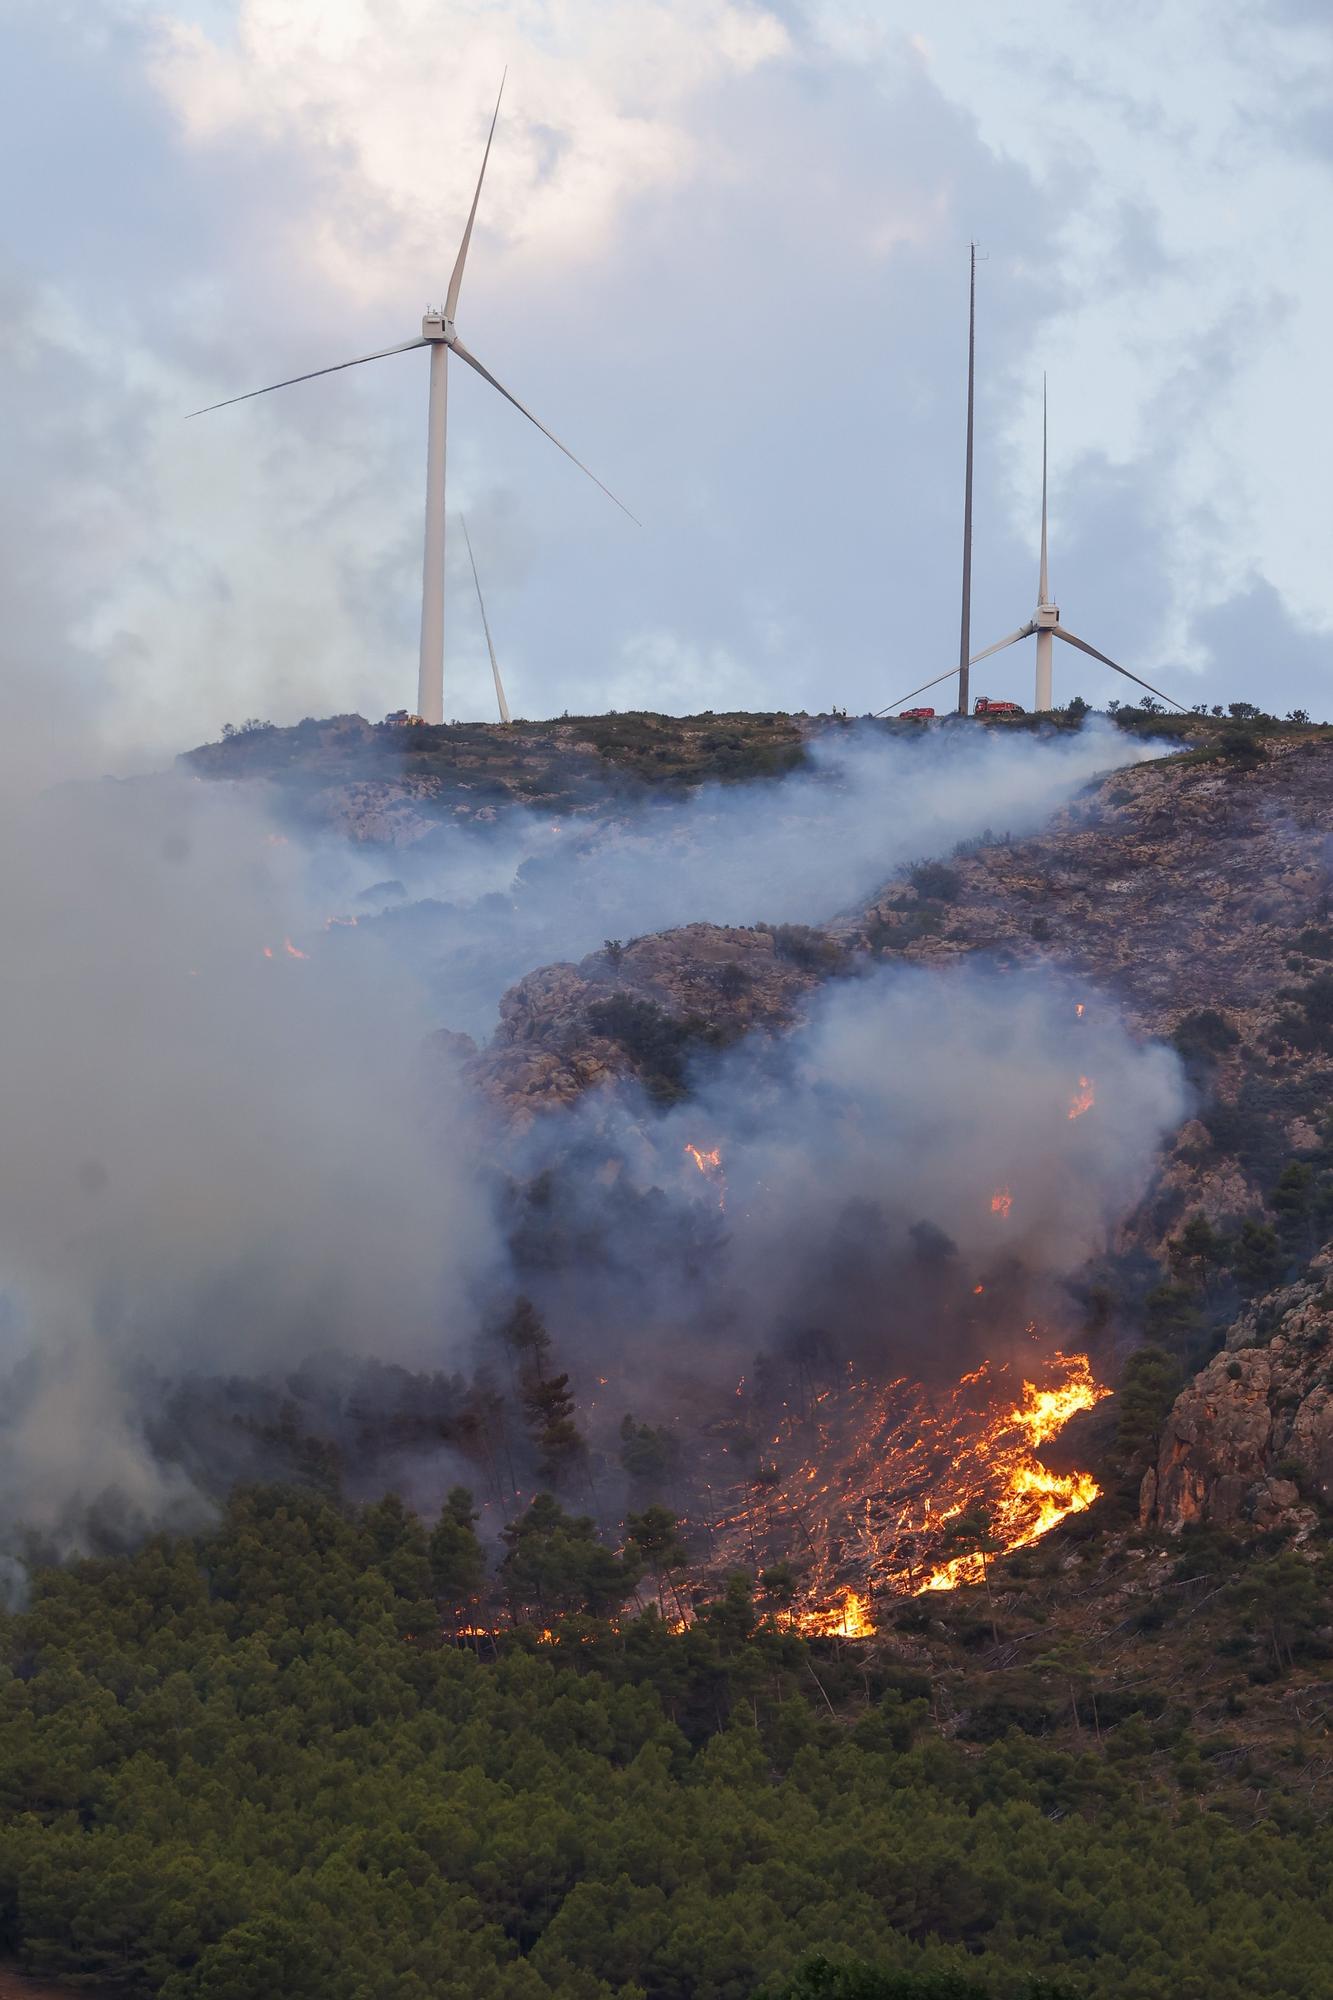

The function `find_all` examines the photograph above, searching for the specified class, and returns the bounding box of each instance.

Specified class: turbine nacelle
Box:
[1035,602,1060,627]
[422,310,457,344]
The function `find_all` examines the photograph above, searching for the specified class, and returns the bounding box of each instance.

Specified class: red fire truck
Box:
[898,707,936,720]
[973,696,1025,718]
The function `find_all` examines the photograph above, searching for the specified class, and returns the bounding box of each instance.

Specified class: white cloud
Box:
[146,0,793,297]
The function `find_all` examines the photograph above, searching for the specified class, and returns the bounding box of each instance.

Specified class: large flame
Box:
[698,1348,1110,1630]
[918,1353,1108,1590]
[990,1186,1013,1218]
[1067,1075,1095,1120]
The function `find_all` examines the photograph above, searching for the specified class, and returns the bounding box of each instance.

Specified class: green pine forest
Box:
[2,1482,1331,2000]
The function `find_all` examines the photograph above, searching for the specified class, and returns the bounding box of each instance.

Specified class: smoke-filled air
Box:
[0,719,1182,1565]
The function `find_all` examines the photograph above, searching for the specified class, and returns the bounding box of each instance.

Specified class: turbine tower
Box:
[461,514,510,724]
[879,376,1185,717]
[188,76,635,726]
[956,242,978,718]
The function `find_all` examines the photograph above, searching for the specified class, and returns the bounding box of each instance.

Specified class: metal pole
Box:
[1034,373,1052,711]
[418,342,448,724]
[957,243,976,717]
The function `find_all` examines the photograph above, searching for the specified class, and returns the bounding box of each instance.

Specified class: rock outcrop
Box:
[1140,1245,1333,1534]
[466,922,835,1118]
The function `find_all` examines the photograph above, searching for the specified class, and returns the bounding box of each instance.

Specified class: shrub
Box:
[908,860,963,903]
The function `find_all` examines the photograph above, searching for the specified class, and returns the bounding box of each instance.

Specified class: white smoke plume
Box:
[0,715,1180,1558]
[326,717,1169,1038]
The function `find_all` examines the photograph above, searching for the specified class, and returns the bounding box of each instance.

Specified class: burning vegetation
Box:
[689,1346,1110,1629]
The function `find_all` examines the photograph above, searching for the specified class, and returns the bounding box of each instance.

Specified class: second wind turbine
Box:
[881,251,1183,719]
[189,77,635,726]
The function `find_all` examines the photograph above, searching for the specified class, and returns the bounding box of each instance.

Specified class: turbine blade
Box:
[461,513,511,724]
[185,338,428,418]
[445,73,506,323]
[873,625,1038,716]
[451,338,639,523]
[873,666,967,716]
[1053,627,1188,711]
[969,623,1037,667]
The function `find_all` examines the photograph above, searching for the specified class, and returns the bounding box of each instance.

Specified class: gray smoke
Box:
[0,716,1181,1558]
[318,717,1170,1037]
[500,961,1186,1401]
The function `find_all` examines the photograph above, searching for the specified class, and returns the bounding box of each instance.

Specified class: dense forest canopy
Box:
[2,1484,1331,2000]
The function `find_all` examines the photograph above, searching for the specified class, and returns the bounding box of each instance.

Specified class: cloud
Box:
[2,0,1332,746]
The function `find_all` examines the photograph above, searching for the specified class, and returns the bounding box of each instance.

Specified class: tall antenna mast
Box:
[957,242,977,717]
[1038,372,1049,607]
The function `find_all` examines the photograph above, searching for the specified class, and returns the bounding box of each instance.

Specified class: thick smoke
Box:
[501,963,1186,1401]
[312,718,1169,1037]
[0,718,1181,1560]
[0,773,500,1554]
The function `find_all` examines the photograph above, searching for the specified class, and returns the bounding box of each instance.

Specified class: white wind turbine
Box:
[461,513,510,724]
[958,380,1186,713]
[188,76,635,727]
[880,253,1184,719]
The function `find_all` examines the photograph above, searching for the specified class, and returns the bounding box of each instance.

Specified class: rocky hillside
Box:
[1141,1245,1333,1535]
[470,737,1333,1193]
[467,919,841,1116]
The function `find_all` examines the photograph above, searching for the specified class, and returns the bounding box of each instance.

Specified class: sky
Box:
[3,0,1332,768]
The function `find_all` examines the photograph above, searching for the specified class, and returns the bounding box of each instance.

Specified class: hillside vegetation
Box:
[3,1481,1331,2000]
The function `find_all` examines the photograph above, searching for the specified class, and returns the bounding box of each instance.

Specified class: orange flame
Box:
[1067,1076,1095,1120]
[283,938,308,960]
[261,946,274,960]
[684,1142,726,1210]
[990,1186,1013,1218]
[1075,1002,1085,1018]
[796,1590,875,1639]
[920,1353,1109,1590]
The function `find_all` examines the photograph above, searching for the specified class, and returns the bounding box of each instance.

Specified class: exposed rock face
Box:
[469,739,1333,1187]
[841,737,1333,1031]
[466,923,835,1118]
[1140,1246,1333,1534]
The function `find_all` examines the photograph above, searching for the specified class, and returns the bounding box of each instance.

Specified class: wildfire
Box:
[990,1186,1013,1218]
[919,1353,1109,1588]
[698,1349,1111,1615]
[795,1590,875,1639]
[283,938,308,960]
[1067,1075,1095,1120]
[684,1142,726,1209]
[1075,1002,1085,1018]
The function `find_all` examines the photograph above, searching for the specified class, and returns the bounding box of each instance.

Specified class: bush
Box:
[585,995,726,1103]
[767,924,848,973]
[908,860,963,903]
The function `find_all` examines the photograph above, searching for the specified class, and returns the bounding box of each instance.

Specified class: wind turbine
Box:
[461,514,510,724]
[188,76,635,727]
[881,382,1184,715]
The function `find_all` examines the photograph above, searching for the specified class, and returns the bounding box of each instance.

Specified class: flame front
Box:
[1067,1075,1095,1120]
[700,1349,1110,1623]
[919,1353,1108,1589]
[990,1186,1013,1218]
